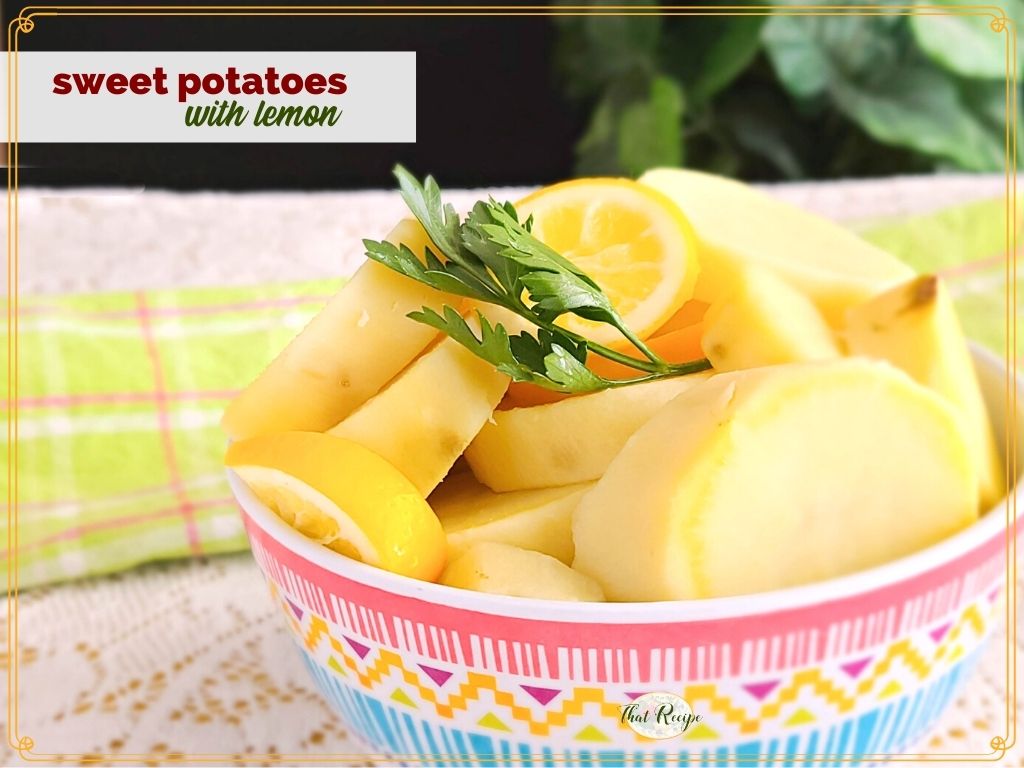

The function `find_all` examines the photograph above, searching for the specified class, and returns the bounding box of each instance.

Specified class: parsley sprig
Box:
[363,165,711,393]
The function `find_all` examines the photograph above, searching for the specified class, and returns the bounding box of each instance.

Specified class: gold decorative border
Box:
[5,4,1018,764]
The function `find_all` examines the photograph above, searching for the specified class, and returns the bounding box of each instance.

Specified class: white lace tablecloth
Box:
[4,175,1021,765]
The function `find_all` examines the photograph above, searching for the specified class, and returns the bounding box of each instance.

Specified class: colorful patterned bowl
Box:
[229,346,1021,765]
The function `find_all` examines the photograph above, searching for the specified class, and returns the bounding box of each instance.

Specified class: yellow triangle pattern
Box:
[327,656,346,677]
[879,680,903,699]
[391,688,417,708]
[784,708,816,726]
[478,712,511,732]
[575,724,610,742]
[685,722,720,740]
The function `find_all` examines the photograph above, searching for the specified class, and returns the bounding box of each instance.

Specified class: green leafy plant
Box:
[363,166,711,393]
[554,0,1020,179]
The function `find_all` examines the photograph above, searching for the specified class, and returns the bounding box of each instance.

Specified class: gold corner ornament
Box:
[989,734,1008,752]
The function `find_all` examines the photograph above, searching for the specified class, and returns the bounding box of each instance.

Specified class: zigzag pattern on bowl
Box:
[299,646,984,766]
[277,589,996,742]
[243,514,1007,764]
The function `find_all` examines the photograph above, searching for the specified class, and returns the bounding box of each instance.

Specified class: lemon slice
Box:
[226,431,446,581]
[515,178,699,345]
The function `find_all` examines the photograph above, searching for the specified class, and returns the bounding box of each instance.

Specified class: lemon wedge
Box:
[515,178,699,345]
[226,432,446,581]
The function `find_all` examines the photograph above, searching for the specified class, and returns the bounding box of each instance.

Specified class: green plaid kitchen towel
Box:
[7,278,340,587]
[856,196,1023,358]
[4,198,1022,588]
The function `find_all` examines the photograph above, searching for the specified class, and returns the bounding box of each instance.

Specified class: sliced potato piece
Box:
[702,266,840,371]
[572,360,977,601]
[466,374,709,492]
[223,220,447,439]
[441,542,604,601]
[639,168,913,324]
[844,275,1003,509]
[328,332,509,496]
[430,472,590,563]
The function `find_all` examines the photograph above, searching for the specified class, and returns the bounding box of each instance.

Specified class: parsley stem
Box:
[533,317,709,376]
[667,357,714,375]
[611,322,664,367]
[591,357,714,388]
[584,341,711,377]
[581,339,668,374]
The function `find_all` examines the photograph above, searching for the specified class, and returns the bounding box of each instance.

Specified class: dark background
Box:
[6,0,583,189]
